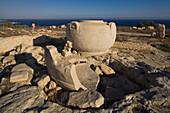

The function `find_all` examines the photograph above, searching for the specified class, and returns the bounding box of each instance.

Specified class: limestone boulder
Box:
[11,63,34,74]
[0,86,46,113]
[59,90,104,108]
[10,63,34,84]
[10,71,29,83]
[40,101,72,113]
[33,74,50,89]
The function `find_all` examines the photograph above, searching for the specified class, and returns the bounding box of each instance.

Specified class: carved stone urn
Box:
[66,20,116,55]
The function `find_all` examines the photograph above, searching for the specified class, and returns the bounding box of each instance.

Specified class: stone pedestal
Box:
[156,24,165,38]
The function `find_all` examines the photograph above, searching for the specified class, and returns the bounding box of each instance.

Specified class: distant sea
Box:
[1,19,170,29]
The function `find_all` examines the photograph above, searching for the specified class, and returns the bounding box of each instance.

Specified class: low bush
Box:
[138,20,157,28]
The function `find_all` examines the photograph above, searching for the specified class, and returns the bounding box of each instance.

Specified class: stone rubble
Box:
[0,29,169,112]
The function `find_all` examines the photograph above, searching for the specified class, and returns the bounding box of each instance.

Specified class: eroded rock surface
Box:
[59,90,104,108]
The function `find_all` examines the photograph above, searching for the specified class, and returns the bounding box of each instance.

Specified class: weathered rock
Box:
[51,25,57,29]
[62,49,72,57]
[100,64,115,75]
[156,24,165,38]
[148,26,154,30]
[0,85,46,113]
[40,101,72,113]
[151,32,156,37]
[95,66,103,75]
[48,81,57,90]
[10,63,34,84]
[2,55,16,65]
[60,90,104,108]
[10,71,29,83]
[127,56,135,61]
[62,41,72,57]
[105,86,124,101]
[11,63,33,74]
[60,25,66,29]
[34,74,50,89]
[132,26,137,30]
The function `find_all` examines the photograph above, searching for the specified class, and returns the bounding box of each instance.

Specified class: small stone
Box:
[95,66,103,75]
[0,77,8,85]
[105,86,124,101]
[10,71,29,83]
[3,55,16,64]
[127,56,135,61]
[100,64,115,75]
[62,49,72,57]
[34,74,50,89]
[151,32,156,37]
[72,50,78,54]
[12,63,34,74]
[48,81,57,90]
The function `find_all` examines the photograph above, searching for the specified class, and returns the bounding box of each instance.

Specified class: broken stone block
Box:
[10,71,29,83]
[75,63,99,90]
[45,45,61,65]
[59,90,104,108]
[34,74,50,89]
[105,86,124,101]
[156,24,165,38]
[45,46,99,91]
[10,63,34,84]
[100,64,115,75]
[12,63,34,74]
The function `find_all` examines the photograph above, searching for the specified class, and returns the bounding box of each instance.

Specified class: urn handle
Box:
[109,22,116,31]
[70,21,80,31]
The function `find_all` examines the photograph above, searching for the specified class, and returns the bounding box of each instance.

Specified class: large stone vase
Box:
[66,20,116,55]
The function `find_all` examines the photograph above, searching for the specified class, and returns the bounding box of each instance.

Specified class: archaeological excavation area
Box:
[0,20,169,113]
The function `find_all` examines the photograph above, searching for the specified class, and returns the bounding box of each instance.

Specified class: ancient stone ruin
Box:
[0,20,170,112]
[156,24,165,38]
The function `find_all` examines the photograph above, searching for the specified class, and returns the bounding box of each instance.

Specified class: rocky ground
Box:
[0,26,170,113]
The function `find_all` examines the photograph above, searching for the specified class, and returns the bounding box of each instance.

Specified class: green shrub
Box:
[0,22,29,28]
[160,43,170,52]
[165,34,170,39]
[138,20,157,28]
[0,22,14,28]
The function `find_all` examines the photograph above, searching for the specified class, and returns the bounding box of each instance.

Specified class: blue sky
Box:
[0,0,170,19]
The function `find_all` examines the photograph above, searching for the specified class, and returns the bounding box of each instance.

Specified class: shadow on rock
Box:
[33,35,66,47]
